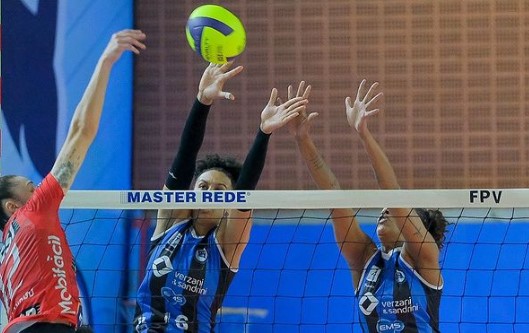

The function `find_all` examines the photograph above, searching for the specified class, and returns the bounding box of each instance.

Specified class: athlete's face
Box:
[192,169,233,228]
[376,208,404,251]
[2,176,36,216]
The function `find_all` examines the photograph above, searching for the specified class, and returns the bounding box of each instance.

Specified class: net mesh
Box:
[2,190,529,332]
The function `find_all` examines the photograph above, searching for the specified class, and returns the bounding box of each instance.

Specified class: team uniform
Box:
[0,174,80,333]
[356,247,442,333]
[135,219,235,333]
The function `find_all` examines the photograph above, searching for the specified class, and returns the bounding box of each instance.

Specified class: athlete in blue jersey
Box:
[289,81,449,332]
[134,63,307,333]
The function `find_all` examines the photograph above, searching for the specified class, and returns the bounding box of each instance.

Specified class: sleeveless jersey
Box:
[0,174,80,333]
[356,248,442,333]
[135,220,235,333]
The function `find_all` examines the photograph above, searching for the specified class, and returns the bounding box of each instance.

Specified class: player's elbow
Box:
[69,116,99,141]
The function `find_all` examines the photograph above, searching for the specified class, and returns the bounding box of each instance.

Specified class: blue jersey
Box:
[135,220,235,333]
[356,248,442,333]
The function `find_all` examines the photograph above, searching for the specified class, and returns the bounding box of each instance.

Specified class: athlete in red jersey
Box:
[0,30,147,333]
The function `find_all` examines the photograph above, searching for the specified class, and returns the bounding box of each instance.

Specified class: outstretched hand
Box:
[101,29,146,65]
[197,62,244,105]
[260,88,307,134]
[286,81,318,138]
[345,79,383,134]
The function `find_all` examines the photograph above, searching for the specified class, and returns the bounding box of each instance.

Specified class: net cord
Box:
[61,189,526,209]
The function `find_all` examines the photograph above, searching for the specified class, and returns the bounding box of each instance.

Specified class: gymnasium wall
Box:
[133,0,529,190]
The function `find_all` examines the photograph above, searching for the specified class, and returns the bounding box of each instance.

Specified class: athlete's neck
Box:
[381,241,404,253]
[192,220,216,236]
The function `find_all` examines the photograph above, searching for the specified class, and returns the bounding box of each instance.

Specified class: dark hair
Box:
[416,208,450,250]
[0,175,18,230]
[194,154,242,186]
[76,326,94,333]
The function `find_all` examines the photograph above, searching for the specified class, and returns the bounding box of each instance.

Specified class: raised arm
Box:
[153,62,244,238]
[217,88,306,270]
[347,80,441,284]
[288,82,376,287]
[51,30,146,192]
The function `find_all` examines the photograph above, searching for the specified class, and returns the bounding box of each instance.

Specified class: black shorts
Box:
[21,323,75,333]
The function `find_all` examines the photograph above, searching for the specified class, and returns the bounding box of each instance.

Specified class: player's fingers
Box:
[296,81,305,98]
[287,85,293,100]
[268,88,278,106]
[365,92,383,108]
[286,98,308,110]
[302,85,312,99]
[283,112,300,123]
[289,104,307,115]
[283,96,306,108]
[128,37,146,50]
[220,91,234,100]
[363,82,379,102]
[307,112,319,122]
[220,61,234,72]
[345,96,353,108]
[356,79,366,101]
[222,65,244,80]
[125,44,140,55]
[365,109,380,117]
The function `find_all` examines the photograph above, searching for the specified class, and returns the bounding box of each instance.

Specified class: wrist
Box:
[98,56,116,70]
[259,123,272,135]
[258,126,272,137]
[357,128,370,140]
[294,131,310,141]
[197,91,213,105]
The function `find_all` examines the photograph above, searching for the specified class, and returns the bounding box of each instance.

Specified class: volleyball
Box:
[185,5,246,64]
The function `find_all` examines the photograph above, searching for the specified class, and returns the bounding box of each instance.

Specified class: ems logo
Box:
[153,255,173,277]
[359,292,379,315]
[376,319,405,332]
[395,270,406,283]
[195,248,208,263]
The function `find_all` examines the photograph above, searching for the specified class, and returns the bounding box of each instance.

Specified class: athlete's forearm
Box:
[359,129,400,190]
[235,128,270,190]
[165,99,211,190]
[295,134,341,190]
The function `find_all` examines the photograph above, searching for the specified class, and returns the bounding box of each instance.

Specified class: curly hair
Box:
[0,175,18,230]
[415,208,450,250]
[194,154,242,186]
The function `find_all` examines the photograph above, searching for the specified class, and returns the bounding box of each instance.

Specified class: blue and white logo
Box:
[395,269,406,283]
[153,256,173,277]
[376,319,405,332]
[359,292,379,315]
[195,248,208,263]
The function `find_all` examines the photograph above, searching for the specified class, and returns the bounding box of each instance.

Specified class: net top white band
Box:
[61,189,526,209]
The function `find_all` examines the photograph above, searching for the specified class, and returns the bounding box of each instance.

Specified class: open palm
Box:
[198,62,243,105]
[346,79,383,133]
[286,81,318,138]
[260,88,306,134]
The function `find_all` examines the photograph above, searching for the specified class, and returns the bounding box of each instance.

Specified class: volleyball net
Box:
[2,189,529,332]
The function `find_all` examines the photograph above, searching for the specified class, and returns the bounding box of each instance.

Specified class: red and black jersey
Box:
[0,174,80,333]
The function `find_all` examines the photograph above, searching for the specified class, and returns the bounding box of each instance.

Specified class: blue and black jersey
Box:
[356,248,442,333]
[135,219,235,333]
